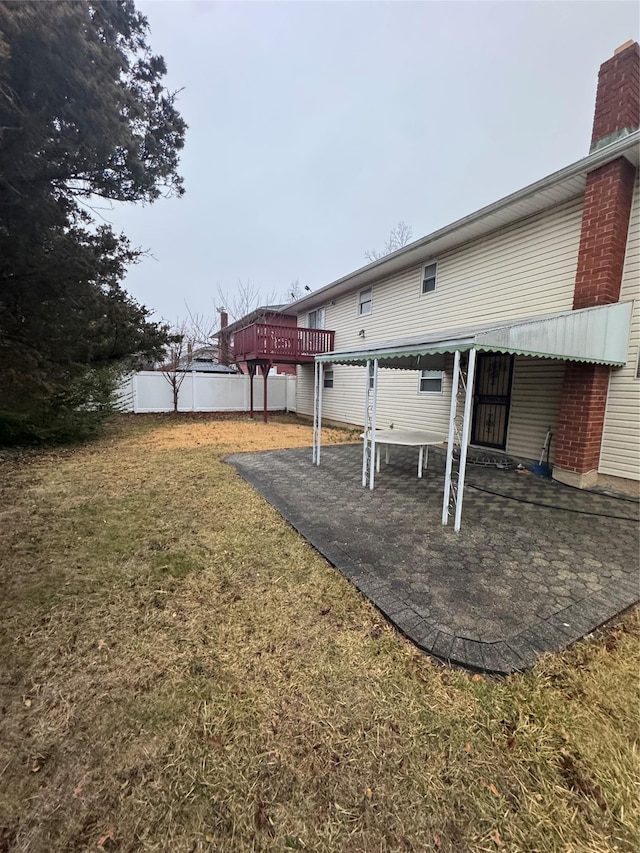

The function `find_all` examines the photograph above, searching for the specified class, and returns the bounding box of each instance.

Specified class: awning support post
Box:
[454,347,476,531]
[361,359,379,489]
[368,359,378,490]
[442,350,461,525]
[313,360,318,464]
[442,347,476,531]
[312,360,324,465]
[361,359,370,486]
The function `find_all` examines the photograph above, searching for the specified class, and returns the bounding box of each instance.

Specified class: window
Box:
[359,287,372,316]
[323,367,334,389]
[368,361,375,391]
[422,262,437,294]
[419,369,443,393]
[308,307,325,329]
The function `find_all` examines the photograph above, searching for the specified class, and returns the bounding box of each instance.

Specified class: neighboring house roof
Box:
[284,130,640,314]
[315,302,633,369]
[178,360,237,373]
[173,345,218,367]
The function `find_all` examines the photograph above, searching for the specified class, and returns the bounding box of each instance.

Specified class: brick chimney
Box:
[218,310,230,366]
[590,40,640,151]
[553,41,639,489]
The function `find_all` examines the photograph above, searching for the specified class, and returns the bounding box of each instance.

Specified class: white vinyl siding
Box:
[506,358,565,463]
[599,176,640,482]
[308,198,582,359]
[296,364,314,417]
[297,360,453,435]
[297,197,583,431]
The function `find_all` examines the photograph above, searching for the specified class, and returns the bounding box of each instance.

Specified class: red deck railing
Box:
[232,323,335,364]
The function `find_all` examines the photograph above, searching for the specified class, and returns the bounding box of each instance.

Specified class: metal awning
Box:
[314,302,633,369]
[312,301,634,533]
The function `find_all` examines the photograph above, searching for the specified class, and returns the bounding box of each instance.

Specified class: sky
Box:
[105,0,640,326]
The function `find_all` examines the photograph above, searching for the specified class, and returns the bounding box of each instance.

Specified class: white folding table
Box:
[361,429,446,480]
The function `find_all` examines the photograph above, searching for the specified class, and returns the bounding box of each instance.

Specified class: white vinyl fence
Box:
[116,371,296,414]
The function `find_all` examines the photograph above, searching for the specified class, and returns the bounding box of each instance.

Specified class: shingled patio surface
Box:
[227,443,639,674]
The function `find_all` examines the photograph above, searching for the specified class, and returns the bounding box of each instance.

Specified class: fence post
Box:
[192,371,197,412]
[132,373,139,413]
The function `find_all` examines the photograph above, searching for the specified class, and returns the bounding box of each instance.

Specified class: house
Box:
[217,306,298,376]
[215,304,334,420]
[283,41,640,503]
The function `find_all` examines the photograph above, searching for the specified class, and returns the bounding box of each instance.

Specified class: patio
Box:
[228,442,639,673]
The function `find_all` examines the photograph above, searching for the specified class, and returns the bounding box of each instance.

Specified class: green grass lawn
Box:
[0,415,638,852]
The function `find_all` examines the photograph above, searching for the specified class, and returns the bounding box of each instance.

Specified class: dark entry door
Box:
[471,353,514,450]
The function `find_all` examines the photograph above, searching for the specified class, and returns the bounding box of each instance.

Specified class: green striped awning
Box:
[315,302,632,369]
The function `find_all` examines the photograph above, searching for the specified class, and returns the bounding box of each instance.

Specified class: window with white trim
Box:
[368,361,375,391]
[421,262,437,294]
[323,367,334,388]
[359,287,372,316]
[308,307,325,329]
[418,369,443,393]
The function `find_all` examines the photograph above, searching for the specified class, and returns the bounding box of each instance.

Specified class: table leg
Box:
[376,445,380,473]
[418,446,423,478]
[385,445,389,465]
[424,446,429,471]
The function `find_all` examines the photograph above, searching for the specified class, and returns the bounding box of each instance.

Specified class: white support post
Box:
[442,350,461,525]
[362,359,371,487]
[312,360,319,465]
[454,347,476,532]
[368,359,378,490]
[317,362,324,466]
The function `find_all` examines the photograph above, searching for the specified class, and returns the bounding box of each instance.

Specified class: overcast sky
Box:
[106,1,639,326]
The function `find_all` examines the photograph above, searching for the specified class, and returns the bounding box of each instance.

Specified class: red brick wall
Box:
[554,364,611,473]
[591,41,640,148]
[573,156,637,309]
[554,42,639,479]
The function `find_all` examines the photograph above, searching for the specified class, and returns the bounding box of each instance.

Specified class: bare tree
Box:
[159,315,219,411]
[365,221,413,262]
[184,307,219,346]
[215,278,280,324]
[159,322,190,413]
[286,279,303,302]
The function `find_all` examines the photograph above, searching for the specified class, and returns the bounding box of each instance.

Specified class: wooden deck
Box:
[232,323,335,364]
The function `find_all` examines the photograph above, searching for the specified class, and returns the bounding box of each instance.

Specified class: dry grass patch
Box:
[0,414,638,852]
[119,412,356,453]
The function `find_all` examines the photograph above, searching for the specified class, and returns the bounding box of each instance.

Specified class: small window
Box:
[323,368,334,389]
[419,369,443,393]
[422,262,437,294]
[359,287,372,316]
[368,361,375,391]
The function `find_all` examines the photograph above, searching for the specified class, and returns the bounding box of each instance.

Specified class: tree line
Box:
[0,0,185,443]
